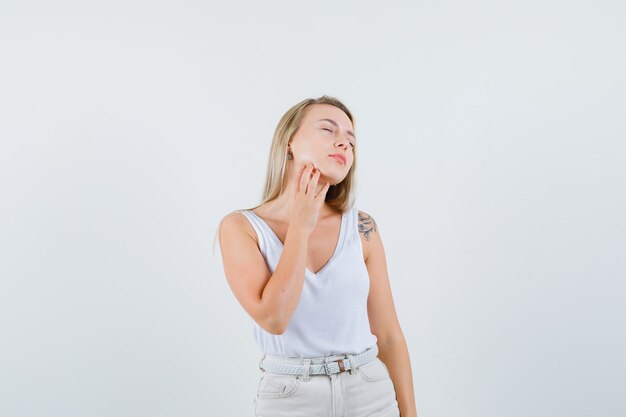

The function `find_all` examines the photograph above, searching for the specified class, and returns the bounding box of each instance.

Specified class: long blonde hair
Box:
[212,95,358,255]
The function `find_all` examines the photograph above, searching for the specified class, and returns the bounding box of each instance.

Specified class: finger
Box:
[315,181,331,199]
[299,163,314,194]
[293,163,306,193]
[307,168,321,197]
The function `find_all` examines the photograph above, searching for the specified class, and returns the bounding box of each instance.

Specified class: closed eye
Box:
[322,127,355,148]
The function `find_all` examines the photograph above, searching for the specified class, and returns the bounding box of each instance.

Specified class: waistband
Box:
[258,344,378,378]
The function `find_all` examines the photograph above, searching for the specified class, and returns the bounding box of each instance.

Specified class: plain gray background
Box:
[1,1,624,416]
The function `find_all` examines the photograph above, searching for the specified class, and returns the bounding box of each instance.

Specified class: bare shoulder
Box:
[357,210,380,262]
[219,210,258,247]
[357,210,378,241]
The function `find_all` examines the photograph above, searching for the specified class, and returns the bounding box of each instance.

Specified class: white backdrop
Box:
[1,1,624,416]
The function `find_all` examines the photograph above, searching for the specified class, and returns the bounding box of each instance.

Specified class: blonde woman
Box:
[217,95,418,417]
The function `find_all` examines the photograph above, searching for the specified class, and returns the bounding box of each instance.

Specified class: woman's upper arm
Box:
[218,212,281,334]
[358,210,404,349]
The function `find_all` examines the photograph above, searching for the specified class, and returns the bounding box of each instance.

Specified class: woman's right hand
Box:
[287,162,331,234]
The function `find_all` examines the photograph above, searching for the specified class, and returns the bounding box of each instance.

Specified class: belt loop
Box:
[301,359,311,382]
[346,353,357,375]
[258,353,266,372]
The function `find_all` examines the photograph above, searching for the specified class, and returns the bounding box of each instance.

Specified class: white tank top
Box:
[239,206,378,358]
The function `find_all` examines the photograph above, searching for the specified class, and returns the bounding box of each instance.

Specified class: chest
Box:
[305,220,343,274]
[262,216,368,274]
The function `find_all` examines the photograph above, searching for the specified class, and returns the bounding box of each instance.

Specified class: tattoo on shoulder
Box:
[358,211,377,241]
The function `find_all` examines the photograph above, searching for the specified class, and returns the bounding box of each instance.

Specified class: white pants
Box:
[254,345,400,417]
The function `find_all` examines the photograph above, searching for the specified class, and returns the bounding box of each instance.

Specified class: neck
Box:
[262,193,337,220]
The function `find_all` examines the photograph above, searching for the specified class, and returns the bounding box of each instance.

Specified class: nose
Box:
[334,136,351,149]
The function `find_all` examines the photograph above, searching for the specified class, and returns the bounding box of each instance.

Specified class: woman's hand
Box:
[287,162,331,234]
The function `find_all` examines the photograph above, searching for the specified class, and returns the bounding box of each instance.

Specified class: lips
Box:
[329,154,346,165]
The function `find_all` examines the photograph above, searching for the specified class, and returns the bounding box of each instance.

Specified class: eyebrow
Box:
[317,119,356,140]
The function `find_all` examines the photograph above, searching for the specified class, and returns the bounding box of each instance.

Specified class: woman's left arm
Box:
[358,210,418,417]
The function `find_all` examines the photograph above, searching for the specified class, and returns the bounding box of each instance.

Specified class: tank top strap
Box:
[347,206,359,241]
[241,210,285,248]
[238,210,273,256]
[238,210,261,235]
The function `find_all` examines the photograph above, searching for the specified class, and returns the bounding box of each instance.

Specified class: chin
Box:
[329,177,346,186]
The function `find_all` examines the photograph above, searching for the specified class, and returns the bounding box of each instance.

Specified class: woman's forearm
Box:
[377,336,419,417]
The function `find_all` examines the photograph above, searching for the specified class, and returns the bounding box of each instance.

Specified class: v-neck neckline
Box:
[247,209,347,277]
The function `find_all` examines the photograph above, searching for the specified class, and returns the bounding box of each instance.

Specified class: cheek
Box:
[297,146,318,159]
[292,145,325,165]
[296,140,325,156]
